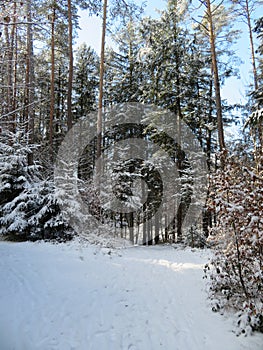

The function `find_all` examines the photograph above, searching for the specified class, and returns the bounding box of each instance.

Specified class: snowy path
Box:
[0,241,262,350]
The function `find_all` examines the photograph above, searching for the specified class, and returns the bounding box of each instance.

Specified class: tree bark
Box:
[4,25,11,118]
[206,0,226,154]
[244,0,261,172]
[97,0,108,148]
[67,0,73,131]
[245,0,258,91]
[96,0,107,192]
[12,2,18,132]
[26,0,35,165]
[50,5,56,161]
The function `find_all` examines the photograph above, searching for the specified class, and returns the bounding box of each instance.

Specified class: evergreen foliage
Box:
[0,129,71,241]
[73,44,99,118]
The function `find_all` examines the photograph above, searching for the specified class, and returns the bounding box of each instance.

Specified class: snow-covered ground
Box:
[0,239,262,350]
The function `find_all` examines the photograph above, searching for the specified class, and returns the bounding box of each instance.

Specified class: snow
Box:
[0,240,262,350]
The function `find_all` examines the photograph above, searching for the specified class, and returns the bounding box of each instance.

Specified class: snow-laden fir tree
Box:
[0,129,71,241]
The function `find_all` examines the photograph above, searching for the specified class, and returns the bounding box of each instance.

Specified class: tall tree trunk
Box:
[207,73,213,171]
[50,5,56,161]
[176,51,183,243]
[154,211,160,244]
[4,25,11,118]
[203,72,214,237]
[7,2,17,133]
[244,0,261,172]
[26,0,35,165]
[206,0,226,154]
[245,0,258,91]
[96,0,107,191]
[12,2,18,132]
[67,0,73,131]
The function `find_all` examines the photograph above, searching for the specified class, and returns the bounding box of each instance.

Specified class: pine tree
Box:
[0,128,71,241]
[105,21,143,104]
[73,44,99,119]
[231,0,261,90]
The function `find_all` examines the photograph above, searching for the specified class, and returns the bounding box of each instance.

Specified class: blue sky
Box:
[74,0,261,108]
[75,1,166,51]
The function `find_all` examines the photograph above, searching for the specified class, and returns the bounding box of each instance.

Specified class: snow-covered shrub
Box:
[206,155,263,334]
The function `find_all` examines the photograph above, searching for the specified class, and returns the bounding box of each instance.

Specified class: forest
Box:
[0,0,262,334]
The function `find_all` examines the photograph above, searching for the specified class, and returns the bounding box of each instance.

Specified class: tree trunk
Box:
[96,0,107,195]
[154,211,160,244]
[176,50,183,243]
[207,72,213,171]
[12,3,18,132]
[97,0,107,156]
[26,0,35,165]
[7,2,17,133]
[245,0,258,91]
[206,0,226,154]
[50,5,56,161]
[4,25,11,118]
[67,0,73,131]
[244,0,261,172]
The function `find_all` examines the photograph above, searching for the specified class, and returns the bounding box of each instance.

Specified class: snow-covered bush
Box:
[206,155,263,334]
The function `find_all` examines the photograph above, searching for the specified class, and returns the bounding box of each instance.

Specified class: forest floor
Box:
[0,239,262,350]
